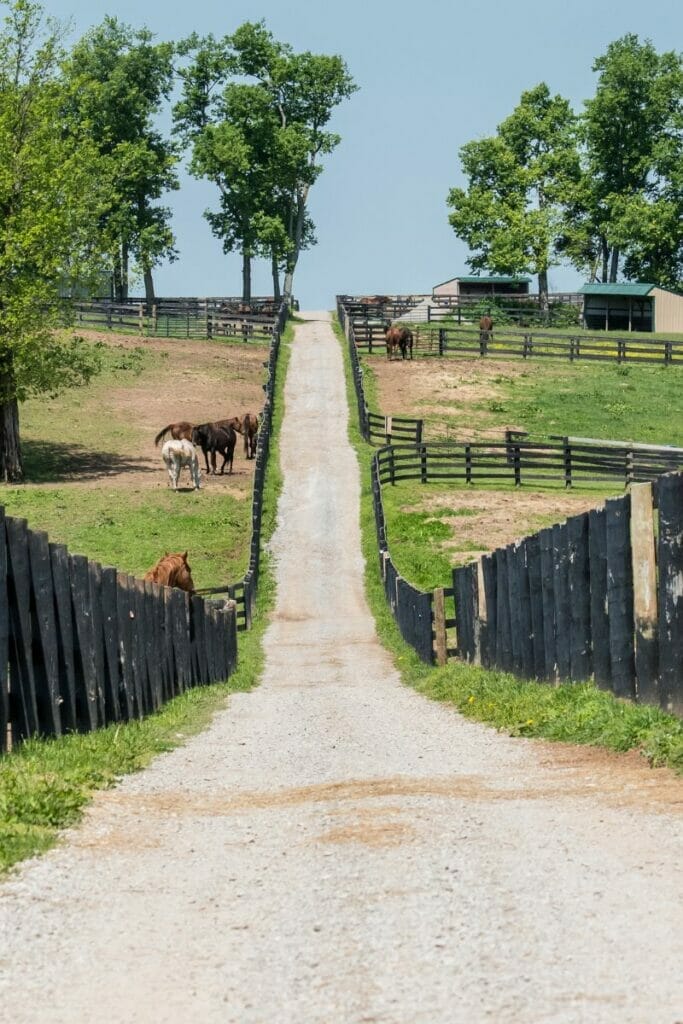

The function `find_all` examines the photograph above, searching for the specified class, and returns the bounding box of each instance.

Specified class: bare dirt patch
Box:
[415,489,604,562]
[370,357,530,439]
[25,330,269,495]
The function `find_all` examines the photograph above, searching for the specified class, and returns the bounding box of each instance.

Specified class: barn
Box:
[579,283,683,334]
[432,275,531,300]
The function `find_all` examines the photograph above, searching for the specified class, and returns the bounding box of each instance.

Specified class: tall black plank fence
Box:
[0,506,237,753]
[450,474,683,715]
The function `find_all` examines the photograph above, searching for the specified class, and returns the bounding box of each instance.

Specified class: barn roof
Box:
[578,283,656,297]
[433,274,531,288]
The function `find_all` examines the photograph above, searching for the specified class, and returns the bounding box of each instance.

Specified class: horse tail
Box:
[155,424,174,447]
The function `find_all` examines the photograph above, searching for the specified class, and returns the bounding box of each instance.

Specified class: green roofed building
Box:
[579,283,683,334]
[432,274,531,300]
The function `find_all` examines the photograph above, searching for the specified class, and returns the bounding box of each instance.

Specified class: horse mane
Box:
[144,552,194,592]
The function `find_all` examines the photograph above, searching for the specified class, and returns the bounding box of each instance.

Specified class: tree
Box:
[0,0,110,482]
[561,35,683,284]
[174,21,356,302]
[447,84,580,308]
[63,17,178,305]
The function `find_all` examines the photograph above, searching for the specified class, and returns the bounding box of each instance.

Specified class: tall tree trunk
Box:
[0,397,23,483]
[537,269,549,311]
[113,257,124,303]
[283,193,308,302]
[143,267,155,313]
[601,239,609,284]
[609,247,619,283]
[271,250,281,302]
[121,242,129,301]
[242,251,252,303]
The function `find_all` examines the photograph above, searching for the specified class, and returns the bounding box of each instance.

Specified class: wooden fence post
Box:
[539,528,557,681]
[552,523,570,681]
[657,474,683,715]
[433,587,447,666]
[385,416,392,445]
[0,510,9,752]
[605,495,635,700]
[567,513,592,681]
[629,482,658,705]
[588,508,610,689]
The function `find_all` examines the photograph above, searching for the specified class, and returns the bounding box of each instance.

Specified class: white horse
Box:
[161,438,202,491]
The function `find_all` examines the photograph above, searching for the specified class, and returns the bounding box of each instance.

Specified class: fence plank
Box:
[526,535,545,679]
[88,563,107,725]
[587,508,610,690]
[133,579,150,714]
[657,474,683,715]
[517,542,535,677]
[6,517,39,739]
[480,555,496,669]
[629,483,658,705]
[605,496,636,700]
[50,543,78,731]
[70,554,99,731]
[100,567,121,722]
[494,548,513,671]
[567,514,592,682]
[0,511,9,752]
[507,544,523,673]
[116,573,135,721]
[539,528,557,681]
[27,530,62,737]
[552,524,571,681]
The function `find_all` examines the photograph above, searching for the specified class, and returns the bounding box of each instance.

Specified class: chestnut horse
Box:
[154,421,193,446]
[214,413,259,459]
[144,551,195,592]
[479,315,493,344]
[384,324,413,360]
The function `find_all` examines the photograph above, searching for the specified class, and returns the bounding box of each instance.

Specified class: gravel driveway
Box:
[0,312,682,1023]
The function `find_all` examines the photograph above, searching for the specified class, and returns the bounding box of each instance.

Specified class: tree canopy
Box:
[174,21,356,301]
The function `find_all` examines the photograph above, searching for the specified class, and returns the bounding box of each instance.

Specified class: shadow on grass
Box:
[22,440,157,483]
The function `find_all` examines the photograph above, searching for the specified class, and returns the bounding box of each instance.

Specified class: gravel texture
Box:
[1,312,682,1023]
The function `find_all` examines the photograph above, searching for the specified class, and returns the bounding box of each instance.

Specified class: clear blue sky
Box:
[43,0,682,307]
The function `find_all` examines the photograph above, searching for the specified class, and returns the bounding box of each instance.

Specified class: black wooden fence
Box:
[375,437,683,490]
[337,297,424,446]
[72,297,280,343]
[338,297,683,366]
[452,474,683,715]
[0,507,238,752]
[195,299,288,628]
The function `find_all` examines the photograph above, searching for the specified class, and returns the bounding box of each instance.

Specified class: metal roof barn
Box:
[579,283,683,334]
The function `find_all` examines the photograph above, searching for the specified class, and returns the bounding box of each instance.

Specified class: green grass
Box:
[0,487,251,590]
[0,319,292,874]
[334,313,683,775]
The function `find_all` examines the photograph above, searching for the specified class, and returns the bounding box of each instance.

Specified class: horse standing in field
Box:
[384,324,414,360]
[214,413,259,459]
[479,315,493,345]
[144,551,195,593]
[154,421,194,446]
[161,438,202,490]
[192,422,237,475]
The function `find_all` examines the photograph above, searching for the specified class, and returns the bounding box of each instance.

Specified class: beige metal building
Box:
[433,275,530,300]
[579,283,683,333]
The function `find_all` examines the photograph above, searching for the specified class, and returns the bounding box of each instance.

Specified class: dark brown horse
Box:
[144,551,195,592]
[192,422,237,475]
[384,324,413,360]
[214,414,259,459]
[154,421,194,446]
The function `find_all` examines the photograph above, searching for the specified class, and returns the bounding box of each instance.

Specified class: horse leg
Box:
[193,456,201,489]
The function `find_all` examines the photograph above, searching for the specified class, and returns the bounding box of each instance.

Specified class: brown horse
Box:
[479,315,493,344]
[154,421,194,446]
[144,551,195,592]
[384,324,413,360]
[214,414,259,459]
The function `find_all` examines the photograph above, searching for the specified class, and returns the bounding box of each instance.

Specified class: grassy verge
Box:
[333,314,683,775]
[0,320,292,874]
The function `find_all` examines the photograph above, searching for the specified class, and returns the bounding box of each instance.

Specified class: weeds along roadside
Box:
[0,319,293,875]
[332,314,683,776]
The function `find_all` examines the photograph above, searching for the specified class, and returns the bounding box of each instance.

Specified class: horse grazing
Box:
[161,438,201,490]
[384,324,414,360]
[144,551,195,593]
[154,421,194,446]
[192,422,237,475]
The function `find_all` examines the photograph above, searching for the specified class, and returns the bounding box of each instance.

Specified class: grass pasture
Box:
[335,314,683,775]
[1,329,271,585]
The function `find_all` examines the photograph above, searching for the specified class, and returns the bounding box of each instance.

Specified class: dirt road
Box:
[0,312,682,1023]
